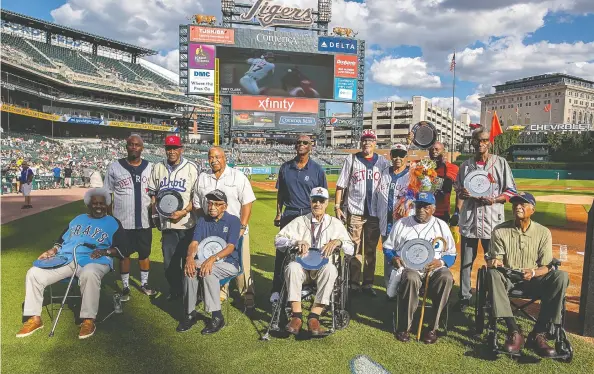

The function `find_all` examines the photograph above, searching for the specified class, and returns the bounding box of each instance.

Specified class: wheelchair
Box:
[474,259,573,362]
[261,247,351,340]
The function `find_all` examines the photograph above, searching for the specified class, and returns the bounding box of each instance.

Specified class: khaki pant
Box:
[221,231,254,298]
[285,261,338,306]
[184,260,239,314]
[347,214,380,288]
[23,262,110,319]
[486,268,569,325]
[397,268,454,332]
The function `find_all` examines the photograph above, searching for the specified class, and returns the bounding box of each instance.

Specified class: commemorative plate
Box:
[197,236,227,264]
[156,189,184,217]
[464,170,492,197]
[411,121,438,149]
[400,239,435,271]
[296,248,329,271]
[33,255,70,269]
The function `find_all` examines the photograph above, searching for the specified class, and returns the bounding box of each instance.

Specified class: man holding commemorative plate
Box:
[454,127,517,311]
[275,187,354,336]
[177,189,241,334]
[382,192,456,344]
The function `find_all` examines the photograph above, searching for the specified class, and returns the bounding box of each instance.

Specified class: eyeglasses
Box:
[207,201,226,207]
[390,150,407,158]
[311,197,326,204]
[475,138,490,144]
[296,141,310,145]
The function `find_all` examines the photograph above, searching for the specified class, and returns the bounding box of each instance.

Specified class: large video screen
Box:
[218,47,334,99]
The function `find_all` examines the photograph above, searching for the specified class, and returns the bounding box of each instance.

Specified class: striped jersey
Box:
[104,159,152,230]
[148,158,199,230]
[337,153,390,216]
[372,166,414,237]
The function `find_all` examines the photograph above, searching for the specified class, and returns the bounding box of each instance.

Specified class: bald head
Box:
[429,141,445,162]
[208,147,227,173]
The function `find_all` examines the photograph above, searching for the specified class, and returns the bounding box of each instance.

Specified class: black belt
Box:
[284,207,311,215]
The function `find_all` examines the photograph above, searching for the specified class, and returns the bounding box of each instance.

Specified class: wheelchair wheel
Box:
[474,267,486,336]
[334,310,350,330]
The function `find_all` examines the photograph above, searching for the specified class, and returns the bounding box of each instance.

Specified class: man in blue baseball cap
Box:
[382,192,457,344]
[485,191,569,357]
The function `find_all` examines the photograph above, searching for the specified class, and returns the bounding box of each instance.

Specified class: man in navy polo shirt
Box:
[271,135,327,303]
[178,189,241,335]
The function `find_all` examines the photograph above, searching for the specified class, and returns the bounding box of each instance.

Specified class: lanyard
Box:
[310,216,324,248]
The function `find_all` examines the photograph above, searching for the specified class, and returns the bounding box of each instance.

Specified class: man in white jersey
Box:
[383,192,456,344]
[239,52,275,95]
[335,130,390,296]
[148,135,199,300]
[193,147,257,309]
[104,135,156,300]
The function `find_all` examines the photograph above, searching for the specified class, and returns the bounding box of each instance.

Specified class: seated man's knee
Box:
[550,269,569,289]
[26,267,47,285]
[438,268,454,285]
[401,268,422,286]
[285,261,302,278]
[323,263,338,278]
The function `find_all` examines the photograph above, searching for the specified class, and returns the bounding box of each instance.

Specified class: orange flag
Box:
[490,110,503,143]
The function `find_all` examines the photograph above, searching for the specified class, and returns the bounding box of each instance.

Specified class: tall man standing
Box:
[454,127,517,311]
[271,135,327,303]
[104,135,156,300]
[335,130,390,295]
[148,135,199,300]
[193,147,257,309]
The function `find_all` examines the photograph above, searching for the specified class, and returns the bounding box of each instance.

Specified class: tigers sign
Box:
[239,0,314,28]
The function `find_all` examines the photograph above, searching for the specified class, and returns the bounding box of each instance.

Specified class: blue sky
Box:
[3,0,594,121]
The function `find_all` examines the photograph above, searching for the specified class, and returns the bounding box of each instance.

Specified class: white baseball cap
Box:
[391,143,408,152]
[310,187,329,200]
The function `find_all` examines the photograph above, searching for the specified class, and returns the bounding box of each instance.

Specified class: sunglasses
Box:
[296,141,310,145]
[311,197,326,204]
[390,150,407,158]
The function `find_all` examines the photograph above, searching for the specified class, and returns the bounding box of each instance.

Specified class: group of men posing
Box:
[16,129,569,357]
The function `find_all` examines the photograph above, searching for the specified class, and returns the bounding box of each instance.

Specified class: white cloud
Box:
[430,93,482,122]
[370,57,442,88]
[143,49,179,75]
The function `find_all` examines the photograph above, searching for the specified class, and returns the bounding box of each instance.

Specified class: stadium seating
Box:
[27,39,100,76]
[1,33,54,68]
[124,62,175,88]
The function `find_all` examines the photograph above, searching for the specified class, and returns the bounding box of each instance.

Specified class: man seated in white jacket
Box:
[275,187,354,337]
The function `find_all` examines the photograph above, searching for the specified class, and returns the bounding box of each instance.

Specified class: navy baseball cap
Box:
[414,192,436,205]
[510,192,536,206]
[206,189,227,204]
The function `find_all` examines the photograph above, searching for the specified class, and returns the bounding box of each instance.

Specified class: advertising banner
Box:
[276,113,317,127]
[526,123,592,132]
[62,116,105,125]
[218,47,333,99]
[334,78,357,101]
[234,131,303,140]
[251,166,272,174]
[231,95,319,113]
[232,110,317,130]
[232,111,276,128]
[232,28,319,53]
[108,121,178,132]
[318,36,358,54]
[334,54,358,78]
[188,69,215,94]
[189,26,235,44]
[188,44,216,70]
[1,103,60,121]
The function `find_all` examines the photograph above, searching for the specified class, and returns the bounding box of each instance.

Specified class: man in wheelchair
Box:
[383,192,456,344]
[274,187,354,336]
[485,192,569,357]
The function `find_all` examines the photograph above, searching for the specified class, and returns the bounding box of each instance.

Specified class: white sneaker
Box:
[270,292,280,303]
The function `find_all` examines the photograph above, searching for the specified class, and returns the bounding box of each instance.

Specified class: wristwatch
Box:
[215,255,221,262]
[240,224,247,230]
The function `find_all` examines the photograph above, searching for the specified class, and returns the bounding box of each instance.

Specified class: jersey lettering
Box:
[158,176,188,192]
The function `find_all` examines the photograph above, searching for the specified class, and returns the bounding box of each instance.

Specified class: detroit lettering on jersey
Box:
[116,174,149,190]
[350,168,381,183]
[158,176,188,192]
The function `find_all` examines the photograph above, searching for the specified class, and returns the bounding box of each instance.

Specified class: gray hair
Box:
[472,126,490,140]
[84,188,112,206]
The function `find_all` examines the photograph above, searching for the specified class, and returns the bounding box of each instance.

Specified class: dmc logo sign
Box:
[336,59,356,66]
[194,71,211,77]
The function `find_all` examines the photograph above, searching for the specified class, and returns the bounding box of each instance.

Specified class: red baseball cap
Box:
[361,129,377,140]
[165,135,182,147]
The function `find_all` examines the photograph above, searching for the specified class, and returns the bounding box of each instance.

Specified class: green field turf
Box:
[2,188,593,373]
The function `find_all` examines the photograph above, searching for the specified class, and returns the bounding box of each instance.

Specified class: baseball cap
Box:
[391,143,408,152]
[360,129,377,141]
[206,189,227,203]
[414,192,436,205]
[510,192,536,206]
[310,187,329,200]
[165,135,182,147]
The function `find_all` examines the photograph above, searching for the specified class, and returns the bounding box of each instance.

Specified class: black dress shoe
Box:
[456,298,470,312]
[422,330,438,344]
[362,287,377,297]
[176,312,197,333]
[201,316,225,335]
[395,331,410,342]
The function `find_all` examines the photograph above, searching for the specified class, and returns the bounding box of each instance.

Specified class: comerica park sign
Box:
[240,0,314,28]
[527,123,592,132]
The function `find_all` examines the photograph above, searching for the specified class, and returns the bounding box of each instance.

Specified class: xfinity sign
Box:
[318,36,357,54]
